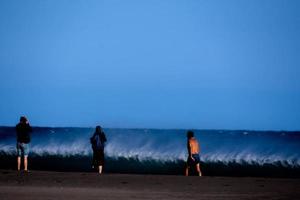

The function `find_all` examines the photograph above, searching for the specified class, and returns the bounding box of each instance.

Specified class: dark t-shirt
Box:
[16,123,32,143]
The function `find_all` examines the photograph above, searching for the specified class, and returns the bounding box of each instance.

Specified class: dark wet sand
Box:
[0,170,299,200]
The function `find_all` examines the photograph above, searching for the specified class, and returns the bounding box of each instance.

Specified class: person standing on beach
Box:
[90,126,107,174]
[16,116,32,171]
[185,130,202,176]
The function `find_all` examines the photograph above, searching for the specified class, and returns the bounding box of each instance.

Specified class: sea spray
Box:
[0,127,299,176]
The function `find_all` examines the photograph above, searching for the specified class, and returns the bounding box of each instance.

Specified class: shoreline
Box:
[1,154,299,178]
[0,170,299,199]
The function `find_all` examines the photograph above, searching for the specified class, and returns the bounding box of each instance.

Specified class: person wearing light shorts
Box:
[17,142,30,157]
[16,116,32,171]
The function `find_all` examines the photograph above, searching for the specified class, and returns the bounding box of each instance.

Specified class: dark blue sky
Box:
[0,0,299,130]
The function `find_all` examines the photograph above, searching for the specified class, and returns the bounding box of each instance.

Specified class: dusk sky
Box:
[0,0,299,130]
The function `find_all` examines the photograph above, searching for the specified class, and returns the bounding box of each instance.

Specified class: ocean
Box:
[0,127,299,177]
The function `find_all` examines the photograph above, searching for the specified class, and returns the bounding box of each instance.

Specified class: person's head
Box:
[95,126,102,134]
[187,130,194,139]
[20,116,27,124]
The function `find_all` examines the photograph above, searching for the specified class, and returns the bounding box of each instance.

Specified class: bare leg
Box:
[17,157,21,171]
[99,165,103,174]
[185,166,189,176]
[24,156,28,171]
[196,164,202,176]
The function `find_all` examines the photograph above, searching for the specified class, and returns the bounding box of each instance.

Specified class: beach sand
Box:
[0,170,299,200]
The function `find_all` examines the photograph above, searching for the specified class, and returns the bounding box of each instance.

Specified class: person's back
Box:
[16,123,32,144]
[90,126,107,174]
[91,132,106,151]
[16,116,32,172]
[189,138,199,154]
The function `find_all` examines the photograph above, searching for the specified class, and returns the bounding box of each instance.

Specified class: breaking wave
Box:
[0,127,300,176]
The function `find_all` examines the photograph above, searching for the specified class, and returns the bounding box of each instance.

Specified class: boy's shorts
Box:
[187,154,200,166]
[17,142,30,157]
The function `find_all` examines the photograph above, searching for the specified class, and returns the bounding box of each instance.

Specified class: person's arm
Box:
[25,124,32,143]
[90,133,96,144]
[187,140,192,158]
[187,139,195,160]
[16,125,20,142]
[27,124,33,133]
[187,140,190,156]
[102,132,107,143]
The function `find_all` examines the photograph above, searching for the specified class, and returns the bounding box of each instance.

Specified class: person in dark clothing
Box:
[90,126,107,174]
[16,116,32,171]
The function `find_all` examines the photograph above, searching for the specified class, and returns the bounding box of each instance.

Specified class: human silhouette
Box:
[16,116,32,171]
[90,126,107,174]
[185,130,202,176]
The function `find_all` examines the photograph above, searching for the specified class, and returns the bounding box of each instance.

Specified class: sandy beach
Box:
[0,170,299,200]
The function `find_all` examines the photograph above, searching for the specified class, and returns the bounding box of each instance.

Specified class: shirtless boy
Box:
[185,130,202,176]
